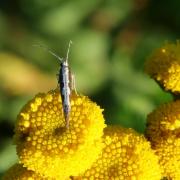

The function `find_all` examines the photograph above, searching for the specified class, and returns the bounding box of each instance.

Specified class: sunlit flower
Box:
[2,163,56,180]
[146,100,180,145]
[145,41,180,93]
[14,89,106,179]
[145,100,180,179]
[152,136,180,180]
[73,126,162,180]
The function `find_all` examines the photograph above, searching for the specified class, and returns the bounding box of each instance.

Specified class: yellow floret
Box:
[146,100,180,145]
[2,163,54,180]
[144,41,180,93]
[153,136,180,180]
[14,89,106,179]
[73,126,162,180]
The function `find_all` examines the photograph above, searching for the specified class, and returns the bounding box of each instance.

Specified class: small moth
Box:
[34,41,76,129]
[58,41,76,129]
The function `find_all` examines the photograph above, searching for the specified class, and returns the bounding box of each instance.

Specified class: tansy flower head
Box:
[73,126,161,180]
[146,100,180,145]
[153,136,180,180]
[2,163,56,180]
[14,89,106,179]
[145,41,180,94]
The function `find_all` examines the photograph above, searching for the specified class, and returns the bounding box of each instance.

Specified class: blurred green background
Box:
[0,0,179,177]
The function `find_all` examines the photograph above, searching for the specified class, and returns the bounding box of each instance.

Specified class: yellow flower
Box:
[153,136,180,180]
[73,126,162,180]
[145,100,180,179]
[144,41,180,93]
[2,163,55,180]
[14,89,106,179]
[146,100,180,145]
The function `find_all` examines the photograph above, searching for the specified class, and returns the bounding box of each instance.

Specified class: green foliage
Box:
[0,139,18,175]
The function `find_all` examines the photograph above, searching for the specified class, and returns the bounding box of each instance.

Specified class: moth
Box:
[34,41,76,128]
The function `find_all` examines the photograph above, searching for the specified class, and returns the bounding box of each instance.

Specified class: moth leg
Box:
[70,73,77,94]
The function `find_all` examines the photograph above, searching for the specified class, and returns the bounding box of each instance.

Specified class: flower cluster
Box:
[3,88,161,180]
[145,41,180,179]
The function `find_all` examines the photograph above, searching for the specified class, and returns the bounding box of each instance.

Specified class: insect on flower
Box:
[34,41,76,129]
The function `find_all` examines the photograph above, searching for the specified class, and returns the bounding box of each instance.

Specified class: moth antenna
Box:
[33,43,63,62]
[66,40,73,62]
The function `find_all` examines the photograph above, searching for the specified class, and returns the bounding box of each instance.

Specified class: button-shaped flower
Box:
[145,100,180,179]
[73,126,162,180]
[145,41,180,94]
[153,136,180,180]
[14,89,106,179]
[146,100,180,145]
